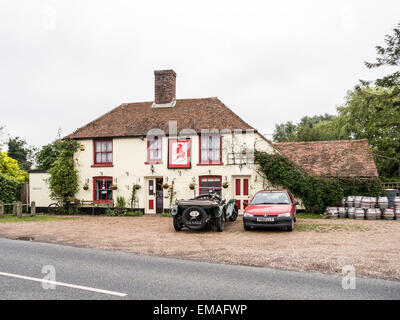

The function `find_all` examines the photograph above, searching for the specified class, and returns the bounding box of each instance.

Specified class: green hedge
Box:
[255,151,383,213]
[0,174,20,210]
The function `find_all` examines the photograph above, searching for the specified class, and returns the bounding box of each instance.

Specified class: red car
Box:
[243,190,298,231]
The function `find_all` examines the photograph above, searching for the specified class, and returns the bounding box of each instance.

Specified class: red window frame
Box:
[198,135,223,165]
[146,136,162,164]
[93,176,114,205]
[199,175,222,196]
[92,139,113,167]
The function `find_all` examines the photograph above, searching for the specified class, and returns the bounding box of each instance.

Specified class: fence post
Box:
[13,201,17,216]
[16,201,23,218]
[31,201,36,217]
[0,201,4,218]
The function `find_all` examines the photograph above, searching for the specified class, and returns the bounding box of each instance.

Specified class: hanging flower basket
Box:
[189,183,195,190]
[110,185,118,190]
[83,184,89,191]
[162,183,170,189]
[222,182,229,189]
[134,184,141,190]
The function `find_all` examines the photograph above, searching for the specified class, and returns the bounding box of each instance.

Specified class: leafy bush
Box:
[115,196,126,209]
[105,208,115,216]
[0,175,19,212]
[255,151,383,213]
[48,139,79,212]
[123,210,143,216]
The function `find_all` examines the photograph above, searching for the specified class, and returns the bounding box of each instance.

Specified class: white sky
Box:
[0,0,399,148]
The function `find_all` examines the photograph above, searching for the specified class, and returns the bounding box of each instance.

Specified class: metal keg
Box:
[378,197,389,210]
[355,208,365,220]
[394,196,400,209]
[394,208,400,221]
[347,207,356,219]
[366,208,377,220]
[383,208,394,220]
[354,196,363,208]
[326,207,338,219]
[375,208,383,219]
[338,207,347,218]
[346,196,355,208]
[360,197,370,209]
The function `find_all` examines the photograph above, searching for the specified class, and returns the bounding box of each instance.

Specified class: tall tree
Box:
[272,114,344,142]
[364,22,400,87]
[35,142,59,170]
[7,137,36,171]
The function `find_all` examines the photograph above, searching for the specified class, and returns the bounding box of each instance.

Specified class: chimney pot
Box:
[154,69,176,104]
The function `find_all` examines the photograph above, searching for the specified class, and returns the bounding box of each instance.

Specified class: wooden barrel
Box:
[347,207,356,219]
[338,207,347,218]
[346,196,355,207]
[383,208,394,220]
[366,208,377,220]
[355,208,365,220]
[375,208,383,220]
[354,196,363,208]
[394,208,400,221]
[378,197,389,210]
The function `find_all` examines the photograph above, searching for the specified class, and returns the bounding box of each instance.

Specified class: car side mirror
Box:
[243,201,248,207]
[294,201,299,206]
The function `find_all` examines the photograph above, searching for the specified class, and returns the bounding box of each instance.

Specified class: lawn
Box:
[0,215,75,223]
[296,212,324,219]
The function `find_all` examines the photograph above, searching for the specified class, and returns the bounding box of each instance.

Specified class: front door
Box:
[146,178,156,214]
[155,178,164,214]
[234,176,250,214]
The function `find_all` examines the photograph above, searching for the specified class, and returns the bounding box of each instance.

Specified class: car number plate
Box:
[257,217,274,222]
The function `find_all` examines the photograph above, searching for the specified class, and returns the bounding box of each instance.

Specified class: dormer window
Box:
[146,136,162,164]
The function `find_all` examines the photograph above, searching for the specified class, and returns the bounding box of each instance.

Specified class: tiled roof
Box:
[272,139,379,178]
[66,97,255,139]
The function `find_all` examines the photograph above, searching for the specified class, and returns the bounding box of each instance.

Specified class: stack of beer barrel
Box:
[325,194,400,220]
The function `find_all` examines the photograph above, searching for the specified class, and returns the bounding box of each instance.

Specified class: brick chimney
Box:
[154,69,176,105]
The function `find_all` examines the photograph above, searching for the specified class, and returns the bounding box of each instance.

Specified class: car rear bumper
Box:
[243,216,292,228]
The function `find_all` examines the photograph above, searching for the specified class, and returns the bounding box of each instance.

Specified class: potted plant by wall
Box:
[83,183,89,190]
[115,196,126,215]
[222,181,229,189]
[110,184,118,190]
[189,182,195,190]
[162,183,169,189]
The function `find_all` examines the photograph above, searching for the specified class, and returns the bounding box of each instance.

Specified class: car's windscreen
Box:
[251,192,290,205]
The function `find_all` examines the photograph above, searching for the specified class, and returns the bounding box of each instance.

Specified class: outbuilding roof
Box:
[272,139,379,178]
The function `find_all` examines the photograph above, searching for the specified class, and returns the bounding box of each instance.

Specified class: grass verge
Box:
[0,215,75,223]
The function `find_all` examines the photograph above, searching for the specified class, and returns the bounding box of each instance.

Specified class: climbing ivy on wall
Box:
[255,151,383,213]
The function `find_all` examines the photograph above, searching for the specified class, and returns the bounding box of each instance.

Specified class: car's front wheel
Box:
[173,216,183,231]
[215,215,224,232]
[286,218,295,232]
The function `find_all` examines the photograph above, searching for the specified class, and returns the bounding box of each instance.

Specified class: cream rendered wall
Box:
[29,172,52,207]
[73,132,276,212]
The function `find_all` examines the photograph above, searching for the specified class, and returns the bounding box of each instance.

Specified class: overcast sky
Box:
[0,0,399,148]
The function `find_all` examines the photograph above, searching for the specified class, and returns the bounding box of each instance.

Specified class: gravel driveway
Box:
[0,216,399,281]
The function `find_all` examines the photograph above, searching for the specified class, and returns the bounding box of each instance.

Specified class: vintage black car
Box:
[171,191,238,232]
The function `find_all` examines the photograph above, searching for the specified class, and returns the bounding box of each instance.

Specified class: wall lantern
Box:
[80,144,85,151]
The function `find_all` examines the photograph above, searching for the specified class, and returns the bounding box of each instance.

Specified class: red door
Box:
[234,177,250,214]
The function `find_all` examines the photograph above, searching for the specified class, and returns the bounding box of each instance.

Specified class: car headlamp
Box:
[278,212,291,217]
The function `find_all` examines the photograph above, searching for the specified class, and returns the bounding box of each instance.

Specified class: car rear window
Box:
[251,192,290,205]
